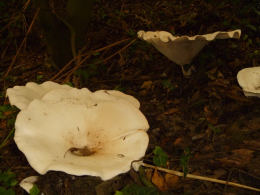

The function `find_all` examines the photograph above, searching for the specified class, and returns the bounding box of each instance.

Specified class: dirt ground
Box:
[0,0,260,194]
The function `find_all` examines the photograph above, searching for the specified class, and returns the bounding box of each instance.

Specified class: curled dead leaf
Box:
[152,169,168,191]
[145,168,153,181]
[164,173,179,190]
[173,137,183,146]
[141,81,153,90]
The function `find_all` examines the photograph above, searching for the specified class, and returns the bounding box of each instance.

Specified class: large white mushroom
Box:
[138,29,241,76]
[237,67,260,98]
[7,81,149,180]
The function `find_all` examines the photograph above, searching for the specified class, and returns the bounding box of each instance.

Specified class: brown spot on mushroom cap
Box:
[64,146,97,158]
[117,154,125,158]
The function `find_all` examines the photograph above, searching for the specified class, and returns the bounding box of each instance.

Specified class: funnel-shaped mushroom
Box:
[138,29,241,76]
[237,67,260,98]
[7,81,149,180]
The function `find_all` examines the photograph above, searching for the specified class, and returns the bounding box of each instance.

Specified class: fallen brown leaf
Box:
[145,168,153,181]
[152,169,168,191]
[217,149,254,167]
[163,108,179,115]
[173,137,183,146]
[232,148,254,160]
[164,173,179,190]
[204,105,218,124]
[141,80,153,90]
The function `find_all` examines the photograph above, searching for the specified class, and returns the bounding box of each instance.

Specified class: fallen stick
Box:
[137,162,260,192]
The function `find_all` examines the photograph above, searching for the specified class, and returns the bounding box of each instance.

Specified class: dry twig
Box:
[140,162,260,192]
[63,38,137,81]
[23,0,32,12]
[51,38,132,81]
[4,8,40,78]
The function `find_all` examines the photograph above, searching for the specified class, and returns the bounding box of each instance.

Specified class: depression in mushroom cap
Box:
[7,81,149,180]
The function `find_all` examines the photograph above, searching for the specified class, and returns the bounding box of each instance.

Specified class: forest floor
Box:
[0,0,260,194]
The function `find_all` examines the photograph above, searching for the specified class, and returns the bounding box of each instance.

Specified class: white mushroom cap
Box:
[94,90,140,109]
[6,81,140,110]
[10,82,149,180]
[6,81,72,110]
[137,29,241,66]
[237,67,260,98]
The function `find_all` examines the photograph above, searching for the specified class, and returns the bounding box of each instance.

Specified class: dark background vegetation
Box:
[0,0,260,194]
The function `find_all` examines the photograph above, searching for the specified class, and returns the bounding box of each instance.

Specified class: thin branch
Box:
[0,14,21,33]
[62,38,137,82]
[99,38,136,64]
[50,58,75,81]
[140,162,260,192]
[50,37,131,81]
[63,55,91,81]
[94,38,131,53]
[23,0,32,12]
[0,129,15,150]
[4,8,40,78]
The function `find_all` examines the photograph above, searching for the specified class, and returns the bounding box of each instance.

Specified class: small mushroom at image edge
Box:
[237,66,260,98]
[6,81,149,180]
[19,176,39,193]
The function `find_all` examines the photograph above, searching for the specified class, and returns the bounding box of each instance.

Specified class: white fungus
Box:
[19,176,39,193]
[138,29,241,76]
[7,81,149,180]
[237,67,260,98]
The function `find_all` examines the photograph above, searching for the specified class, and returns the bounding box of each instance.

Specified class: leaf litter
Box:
[0,0,260,194]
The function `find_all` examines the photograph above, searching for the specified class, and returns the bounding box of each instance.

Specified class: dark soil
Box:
[0,0,260,194]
